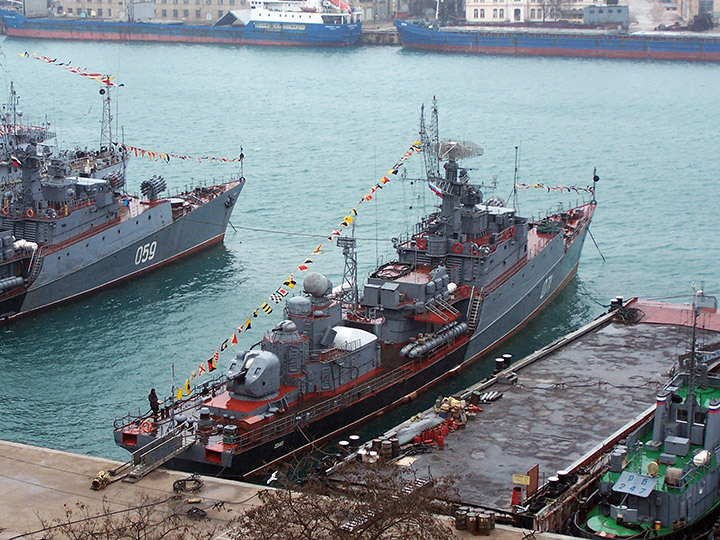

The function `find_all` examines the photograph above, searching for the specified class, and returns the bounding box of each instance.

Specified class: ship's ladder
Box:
[466,287,483,332]
[424,297,460,323]
[28,246,44,282]
[111,425,194,483]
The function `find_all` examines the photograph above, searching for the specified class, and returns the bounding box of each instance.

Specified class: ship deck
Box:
[356,299,720,512]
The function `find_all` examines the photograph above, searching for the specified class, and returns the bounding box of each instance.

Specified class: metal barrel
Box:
[390,437,400,457]
[477,513,491,535]
[466,512,478,533]
[455,510,467,530]
[380,439,392,460]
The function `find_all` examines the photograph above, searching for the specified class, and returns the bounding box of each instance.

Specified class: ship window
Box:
[86,243,89,248]
[695,411,707,425]
[136,220,139,225]
[677,409,688,423]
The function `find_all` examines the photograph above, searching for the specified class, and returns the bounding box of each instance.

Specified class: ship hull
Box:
[0,10,362,46]
[395,20,720,62]
[0,180,244,320]
[116,205,593,478]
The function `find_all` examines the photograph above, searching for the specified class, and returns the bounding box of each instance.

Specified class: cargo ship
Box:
[0,0,362,47]
[395,19,720,62]
[112,99,597,480]
[0,83,245,321]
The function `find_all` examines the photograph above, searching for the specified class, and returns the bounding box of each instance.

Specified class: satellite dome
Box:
[303,272,331,297]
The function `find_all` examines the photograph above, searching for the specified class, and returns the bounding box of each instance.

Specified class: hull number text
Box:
[134,241,157,265]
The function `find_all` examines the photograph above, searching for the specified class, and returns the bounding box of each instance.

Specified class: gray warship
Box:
[112,100,595,480]
[0,84,244,321]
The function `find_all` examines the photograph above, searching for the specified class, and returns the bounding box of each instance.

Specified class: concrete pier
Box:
[0,440,263,539]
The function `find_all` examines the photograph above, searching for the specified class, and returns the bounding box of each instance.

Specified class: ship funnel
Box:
[140,176,167,200]
[704,399,720,450]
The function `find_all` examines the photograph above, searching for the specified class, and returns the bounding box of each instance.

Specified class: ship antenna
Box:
[512,145,520,213]
[591,167,599,204]
[684,293,702,438]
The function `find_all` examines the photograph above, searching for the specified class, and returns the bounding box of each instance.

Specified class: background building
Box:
[51,0,249,23]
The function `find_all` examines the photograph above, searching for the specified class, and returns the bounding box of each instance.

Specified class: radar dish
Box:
[437,140,483,161]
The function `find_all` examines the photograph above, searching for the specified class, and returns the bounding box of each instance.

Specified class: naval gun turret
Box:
[227,350,281,400]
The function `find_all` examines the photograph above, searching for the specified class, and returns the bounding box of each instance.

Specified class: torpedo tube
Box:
[400,321,469,358]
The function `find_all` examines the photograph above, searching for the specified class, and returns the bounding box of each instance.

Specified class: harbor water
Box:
[0,38,717,461]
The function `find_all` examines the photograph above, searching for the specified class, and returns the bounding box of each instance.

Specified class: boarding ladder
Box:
[466,287,483,332]
[114,424,195,483]
[426,296,461,323]
[28,246,44,282]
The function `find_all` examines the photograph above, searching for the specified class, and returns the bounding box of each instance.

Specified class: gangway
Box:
[109,424,194,483]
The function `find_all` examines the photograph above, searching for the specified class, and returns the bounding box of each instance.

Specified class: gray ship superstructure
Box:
[113,100,595,479]
[0,86,244,320]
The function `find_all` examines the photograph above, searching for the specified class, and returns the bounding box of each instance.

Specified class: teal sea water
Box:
[0,38,718,461]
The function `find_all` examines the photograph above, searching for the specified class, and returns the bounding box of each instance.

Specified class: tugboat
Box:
[112,100,596,479]
[0,83,245,321]
[575,291,720,540]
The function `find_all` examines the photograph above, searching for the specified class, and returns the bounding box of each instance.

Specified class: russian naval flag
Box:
[428,181,443,197]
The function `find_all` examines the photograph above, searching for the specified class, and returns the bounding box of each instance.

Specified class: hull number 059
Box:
[135,241,157,265]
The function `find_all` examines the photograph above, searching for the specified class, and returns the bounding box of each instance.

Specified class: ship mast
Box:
[420,97,441,181]
[683,290,717,436]
[99,84,113,150]
[512,145,520,212]
[338,231,359,315]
